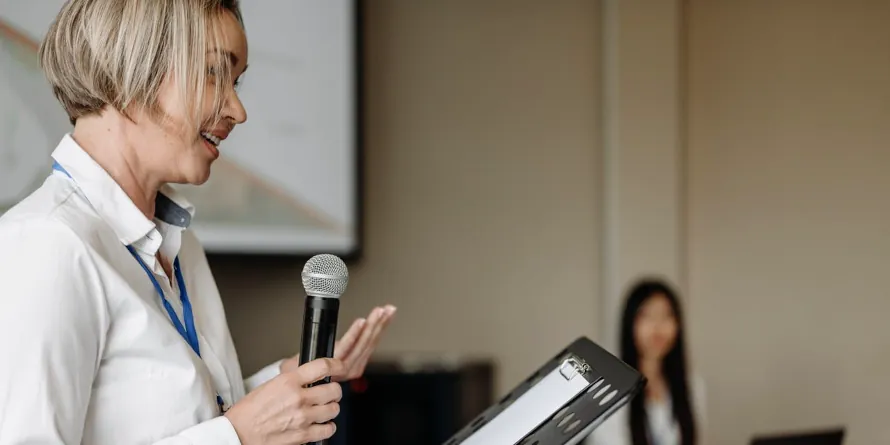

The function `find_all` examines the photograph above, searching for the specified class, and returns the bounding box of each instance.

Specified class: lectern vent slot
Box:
[564,419,582,434]
[556,412,575,428]
[593,383,611,399]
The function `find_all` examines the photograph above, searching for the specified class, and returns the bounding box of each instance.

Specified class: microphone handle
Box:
[299,296,340,384]
[299,296,340,445]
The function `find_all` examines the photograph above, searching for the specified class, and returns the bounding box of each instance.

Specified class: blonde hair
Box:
[39,0,243,130]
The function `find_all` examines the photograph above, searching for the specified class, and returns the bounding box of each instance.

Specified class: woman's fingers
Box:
[304,402,341,424]
[346,307,386,362]
[295,358,339,384]
[301,422,338,443]
[351,306,396,374]
[334,318,366,360]
[302,381,343,405]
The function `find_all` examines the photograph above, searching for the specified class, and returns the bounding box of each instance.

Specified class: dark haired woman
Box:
[588,279,706,445]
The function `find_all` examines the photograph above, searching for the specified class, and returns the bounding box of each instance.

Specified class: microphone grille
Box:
[301,254,349,298]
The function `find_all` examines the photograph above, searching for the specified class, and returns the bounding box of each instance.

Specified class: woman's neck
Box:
[640,356,669,402]
[639,356,662,381]
[72,117,160,220]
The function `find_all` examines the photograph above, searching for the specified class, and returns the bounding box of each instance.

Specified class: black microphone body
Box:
[300,296,340,445]
[299,254,348,445]
[299,295,340,386]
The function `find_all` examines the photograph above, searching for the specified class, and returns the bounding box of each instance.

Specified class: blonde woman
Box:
[0,1,396,444]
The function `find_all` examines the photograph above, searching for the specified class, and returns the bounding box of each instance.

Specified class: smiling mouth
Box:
[201,132,221,147]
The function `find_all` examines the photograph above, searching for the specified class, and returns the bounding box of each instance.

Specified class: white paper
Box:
[461,361,591,445]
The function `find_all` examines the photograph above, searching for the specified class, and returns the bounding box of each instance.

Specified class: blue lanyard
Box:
[52,161,226,414]
[125,245,201,357]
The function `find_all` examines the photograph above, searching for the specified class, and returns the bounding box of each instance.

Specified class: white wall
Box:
[686,1,890,444]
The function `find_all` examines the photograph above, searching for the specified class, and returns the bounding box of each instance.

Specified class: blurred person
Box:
[587,279,705,445]
[0,1,396,444]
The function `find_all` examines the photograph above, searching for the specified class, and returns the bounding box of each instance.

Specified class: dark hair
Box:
[620,279,696,445]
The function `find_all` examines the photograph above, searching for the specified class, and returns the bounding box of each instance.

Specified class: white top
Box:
[586,374,706,445]
[0,135,283,445]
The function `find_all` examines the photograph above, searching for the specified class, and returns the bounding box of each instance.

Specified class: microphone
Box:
[299,254,348,445]
[298,254,349,384]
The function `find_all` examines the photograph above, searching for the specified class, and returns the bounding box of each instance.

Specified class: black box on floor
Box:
[331,357,495,445]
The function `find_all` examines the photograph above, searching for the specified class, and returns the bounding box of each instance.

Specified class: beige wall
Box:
[213,1,890,444]
[599,0,686,353]
[216,0,603,396]
[687,1,890,444]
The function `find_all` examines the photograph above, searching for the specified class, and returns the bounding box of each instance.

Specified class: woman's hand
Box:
[332,305,397,381]
[282,305,397,382]
[225,358,345,445]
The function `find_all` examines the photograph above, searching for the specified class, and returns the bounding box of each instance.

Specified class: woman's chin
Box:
[641,346,671,361]
[176,162,213,186]
[189,168,213,186]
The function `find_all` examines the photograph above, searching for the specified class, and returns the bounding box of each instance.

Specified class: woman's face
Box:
[129,10,248,186]
[634,293,679,361]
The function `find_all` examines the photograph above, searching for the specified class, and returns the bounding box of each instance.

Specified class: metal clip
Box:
[558,355,591,381]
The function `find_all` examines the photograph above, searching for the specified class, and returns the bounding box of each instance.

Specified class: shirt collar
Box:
[50,134,196,255]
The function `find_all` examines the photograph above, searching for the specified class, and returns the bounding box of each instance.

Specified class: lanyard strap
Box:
[51,161,226,413]
[125,245,201,357]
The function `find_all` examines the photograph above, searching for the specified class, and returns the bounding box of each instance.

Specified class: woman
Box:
[0,1,395,444]
[588,279,705,445]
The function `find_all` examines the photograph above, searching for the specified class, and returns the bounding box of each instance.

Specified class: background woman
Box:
[588,279,705,445]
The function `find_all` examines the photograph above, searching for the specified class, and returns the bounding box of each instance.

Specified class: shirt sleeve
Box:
[0,220,109,444]
[244,359,285,393]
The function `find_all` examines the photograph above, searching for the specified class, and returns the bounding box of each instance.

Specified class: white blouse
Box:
[586,374,706,445]
[0,135,282,444]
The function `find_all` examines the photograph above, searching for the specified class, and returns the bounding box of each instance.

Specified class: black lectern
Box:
[443,337,645,445]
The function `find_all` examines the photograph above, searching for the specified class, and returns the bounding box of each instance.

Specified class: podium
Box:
[443,337,645,445]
